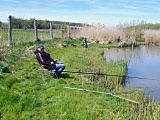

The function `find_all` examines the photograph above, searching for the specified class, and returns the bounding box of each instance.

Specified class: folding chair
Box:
[38,65,55,78]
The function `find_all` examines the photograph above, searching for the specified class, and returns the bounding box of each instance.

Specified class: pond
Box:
[104,45,160,101]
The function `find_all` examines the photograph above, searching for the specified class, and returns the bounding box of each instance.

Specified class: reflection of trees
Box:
[104,47,142,64]
[144,46,160,58]
[105,46,160,65]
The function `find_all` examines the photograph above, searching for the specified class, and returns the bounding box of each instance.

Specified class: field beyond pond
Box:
[0,35,160,119]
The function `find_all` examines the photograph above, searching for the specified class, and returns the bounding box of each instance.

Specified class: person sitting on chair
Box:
[34,45,65,79]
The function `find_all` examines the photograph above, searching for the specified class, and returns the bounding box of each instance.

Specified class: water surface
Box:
[104,45,160,101]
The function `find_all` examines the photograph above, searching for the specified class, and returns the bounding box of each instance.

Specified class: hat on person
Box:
[38,45,44,49]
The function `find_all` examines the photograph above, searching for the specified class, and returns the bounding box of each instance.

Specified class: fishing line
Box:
[126,86,149,89]
[126,86,160,94]
[126,50,133,67]
[146,88,160,93]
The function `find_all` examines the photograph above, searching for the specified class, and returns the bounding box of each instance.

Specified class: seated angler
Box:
[81,38,88,48]
[34,45,65,79]
[117,36,121,42]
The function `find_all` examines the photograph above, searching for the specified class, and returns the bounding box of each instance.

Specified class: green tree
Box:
[28,18,35,29]
[0,21,2,28]
[41,20,50,29]
[62,24,67,34]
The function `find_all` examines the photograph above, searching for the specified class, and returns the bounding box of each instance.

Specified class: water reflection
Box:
[104,45,160,101]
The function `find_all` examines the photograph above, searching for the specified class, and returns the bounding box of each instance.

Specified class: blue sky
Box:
[0,0,160,26]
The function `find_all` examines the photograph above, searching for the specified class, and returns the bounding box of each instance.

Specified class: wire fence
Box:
[0,16,81,46]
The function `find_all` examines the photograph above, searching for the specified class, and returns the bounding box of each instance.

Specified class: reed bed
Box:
[74,24,160,46]
[143,29,160,45]
[74,24,139,46]
[75,24,124,44]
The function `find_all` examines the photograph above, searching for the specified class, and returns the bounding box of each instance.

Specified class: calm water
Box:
[104,45,160,101]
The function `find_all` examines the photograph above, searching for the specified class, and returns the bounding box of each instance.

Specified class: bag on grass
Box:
[1,66,10,73]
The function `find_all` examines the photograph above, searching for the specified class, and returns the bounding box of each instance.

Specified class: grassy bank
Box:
[0,38,160,119]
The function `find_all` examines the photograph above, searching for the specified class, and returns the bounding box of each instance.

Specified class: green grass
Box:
[0,30,160,119]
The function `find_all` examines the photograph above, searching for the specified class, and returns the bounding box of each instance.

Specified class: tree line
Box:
[0,16,159,30]
[0,16,83,29]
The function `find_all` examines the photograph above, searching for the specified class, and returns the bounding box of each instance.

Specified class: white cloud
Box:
[0,0,160,25]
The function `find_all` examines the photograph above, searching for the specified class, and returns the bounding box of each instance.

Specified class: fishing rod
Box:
[62,70,156,81]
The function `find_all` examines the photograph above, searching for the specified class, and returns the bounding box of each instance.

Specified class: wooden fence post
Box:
[60,23,63,38]
[50,21,53,39]
[67,23,70,38]
[7,15,13,46]
[34,20,38,41]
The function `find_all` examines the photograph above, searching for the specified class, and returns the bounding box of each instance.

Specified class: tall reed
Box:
[74,23,160,46]
[75,24,124,44]
[143,29,160,45]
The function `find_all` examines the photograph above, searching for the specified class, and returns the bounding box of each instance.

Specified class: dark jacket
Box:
[34,49,54,69]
